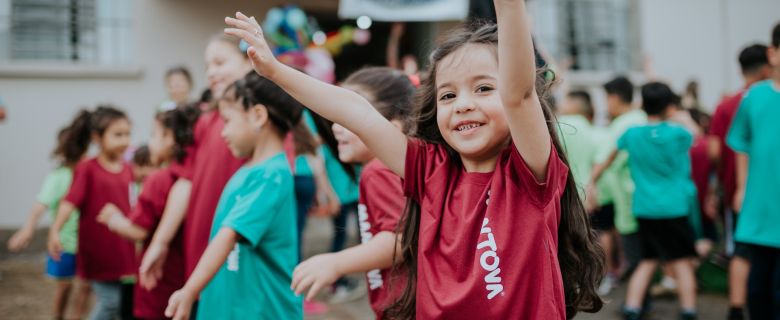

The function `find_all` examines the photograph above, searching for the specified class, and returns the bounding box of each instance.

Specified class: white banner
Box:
[339,0,469,22]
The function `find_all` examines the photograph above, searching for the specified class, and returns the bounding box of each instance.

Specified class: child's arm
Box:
[495,0,552,180]
[165,227,237,320]
[224,13,408,177]
[308,154,340,216]
[590,149,619,185]
[97,203,148,241]
[733,153,748,212]
[291,231,400,300]
[139,179,191,290]
[47,201,76,261]
[7,202,47,252]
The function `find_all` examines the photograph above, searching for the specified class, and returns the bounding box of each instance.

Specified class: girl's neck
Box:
[97,152,123,173]
[459,140,509,173]
[247,134,285,166]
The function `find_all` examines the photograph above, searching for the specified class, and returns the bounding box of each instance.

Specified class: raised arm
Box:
[224,12,407,177]
[495,0,551,180]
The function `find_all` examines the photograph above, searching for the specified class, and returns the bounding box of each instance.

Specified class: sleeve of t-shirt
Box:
[508,142,569,206]
[64,162,90,209]
[726,93,753,154]
[616,129,631,151]
[679,127,694,152]
[709,98,731,138]
[220,171,285,247]
[129,174,166,231]
[362,169,405,233]
[36,170,63,208]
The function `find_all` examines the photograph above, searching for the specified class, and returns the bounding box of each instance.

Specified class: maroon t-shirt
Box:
[404,139,569,319]
[358,159,407,318]
[689,135,712,220]
[182,111,244,277]
[64,158,136,281]
[129,168,184,319]
[709,91,746,209]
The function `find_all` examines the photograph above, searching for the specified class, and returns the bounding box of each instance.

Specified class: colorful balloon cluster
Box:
[259,5,371,83]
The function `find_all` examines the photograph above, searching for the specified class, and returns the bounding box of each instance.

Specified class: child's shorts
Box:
[637,217,696,262]
[46,253,76,279]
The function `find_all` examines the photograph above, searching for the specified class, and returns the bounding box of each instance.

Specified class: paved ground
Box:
[1,217,731,319]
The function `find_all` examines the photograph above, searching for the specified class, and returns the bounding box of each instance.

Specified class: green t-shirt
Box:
[598,109,647,234]
[198,153,302,320]
[37,167,79,253]
[727,80,780,248]
[618,122,696,219]
[557,115,599,199]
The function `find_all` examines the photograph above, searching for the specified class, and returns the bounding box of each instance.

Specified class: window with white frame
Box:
[529,0,641,72]
[0,0,133,65]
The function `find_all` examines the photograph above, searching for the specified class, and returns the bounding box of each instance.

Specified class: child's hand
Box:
[165,288,196,320]
[46,230,63,261]
[7,226,34,252]
[291,253,342,301]
[585,184,599,214]
[733,188,745,213]
[139,242,169,290]
[97,203,120,224]
[224,12,279,78]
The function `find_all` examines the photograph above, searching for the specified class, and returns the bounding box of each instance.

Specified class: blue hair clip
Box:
[239,39,250,53]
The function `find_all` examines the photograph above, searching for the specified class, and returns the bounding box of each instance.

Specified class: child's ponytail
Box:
[53,109,93,167]
[156,103,201,162]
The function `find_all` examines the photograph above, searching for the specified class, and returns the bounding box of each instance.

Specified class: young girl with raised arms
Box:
[225,0,604,318]
[97,105,200,320]
[291,67,414,318]
[47,106,137,319]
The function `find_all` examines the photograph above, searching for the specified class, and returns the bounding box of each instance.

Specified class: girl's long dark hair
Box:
[156,103,201,162]
[386,22,605,320]
[54,105,128,167]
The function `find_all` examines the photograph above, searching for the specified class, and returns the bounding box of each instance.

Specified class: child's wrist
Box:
[107,214,130,231]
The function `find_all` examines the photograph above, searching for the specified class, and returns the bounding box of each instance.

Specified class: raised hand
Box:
[224,12,279,78]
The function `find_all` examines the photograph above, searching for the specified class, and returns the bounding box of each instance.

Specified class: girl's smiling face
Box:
[205,39,252,99]
[435,44,511,167]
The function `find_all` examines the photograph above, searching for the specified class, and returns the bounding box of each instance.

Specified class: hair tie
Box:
[239,40,250,53]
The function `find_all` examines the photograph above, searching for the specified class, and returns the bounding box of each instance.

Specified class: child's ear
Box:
[91,132,101,144]
[249,104,269,130]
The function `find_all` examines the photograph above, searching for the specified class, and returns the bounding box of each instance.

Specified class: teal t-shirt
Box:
[301,109,360,203]
[727,80,780,248]
[198,153,303,320]
[617,122,695,219]
[598,109,647,234]
[38,167,79,254]
[557,114,599,199]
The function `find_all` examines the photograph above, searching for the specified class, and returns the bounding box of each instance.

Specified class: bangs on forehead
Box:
[435,44,498,86]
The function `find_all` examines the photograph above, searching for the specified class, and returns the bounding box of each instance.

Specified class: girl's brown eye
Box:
[439,93,455,101]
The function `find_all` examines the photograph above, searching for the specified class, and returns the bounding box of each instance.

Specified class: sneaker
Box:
[623,308,642,320]
[598,274,617,296]
[329,283,367,304]
[303,300,328,315]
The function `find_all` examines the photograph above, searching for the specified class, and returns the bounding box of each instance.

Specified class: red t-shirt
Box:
[709,91,746,209]
[129,168,185,319]
[64,158,136,281]
[358,159,407,318]
[182,111,244,277]
[689,135,712,220]
[404,139,569,319]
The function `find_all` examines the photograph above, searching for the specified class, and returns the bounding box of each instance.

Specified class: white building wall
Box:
[0,0,338,227]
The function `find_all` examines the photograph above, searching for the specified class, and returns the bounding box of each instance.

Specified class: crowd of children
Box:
[5,1,780,319]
